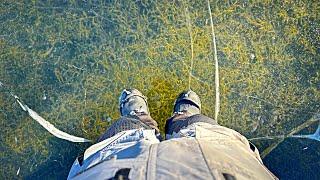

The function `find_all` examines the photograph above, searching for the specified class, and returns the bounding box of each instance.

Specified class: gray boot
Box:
[173,90,201,116]
[166,90,217,136]
[119,89,149,116]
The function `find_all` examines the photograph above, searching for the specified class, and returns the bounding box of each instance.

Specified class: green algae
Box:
[0,0,319,178]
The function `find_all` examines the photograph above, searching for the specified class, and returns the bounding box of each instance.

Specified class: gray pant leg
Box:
[98,113,159,142]
[165,113,218,136]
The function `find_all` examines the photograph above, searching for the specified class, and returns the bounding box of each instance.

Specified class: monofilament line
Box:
[185,7,194,90]
[207,0,220,122]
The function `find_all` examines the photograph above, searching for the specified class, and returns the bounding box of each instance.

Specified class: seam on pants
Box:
[146,143,158,180]
[195,137,215,179]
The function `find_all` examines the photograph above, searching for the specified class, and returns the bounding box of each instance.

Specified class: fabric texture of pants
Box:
[68,114,277,180]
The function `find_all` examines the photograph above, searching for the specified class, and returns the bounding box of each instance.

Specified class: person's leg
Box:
[69,89,160,179]
[165,90,264,163]
[98,89,160,142]
[165,90,217,138]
